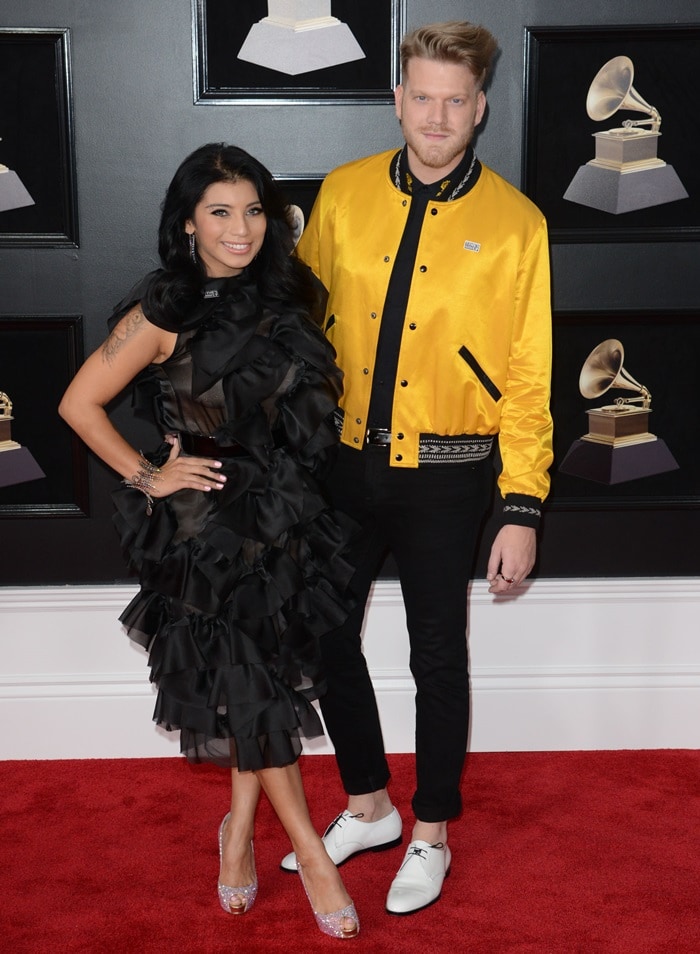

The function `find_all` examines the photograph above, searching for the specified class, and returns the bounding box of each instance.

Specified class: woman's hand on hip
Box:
[148,435,227,497]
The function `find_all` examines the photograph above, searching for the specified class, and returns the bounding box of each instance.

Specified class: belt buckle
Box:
[366,428,391,446]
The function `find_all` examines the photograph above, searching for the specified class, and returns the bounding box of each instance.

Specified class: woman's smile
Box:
[186,179,267,277]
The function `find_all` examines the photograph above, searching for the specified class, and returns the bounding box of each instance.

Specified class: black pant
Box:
[320,443,492,822]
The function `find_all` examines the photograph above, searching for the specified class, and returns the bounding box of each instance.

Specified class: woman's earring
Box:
[188,232,197,264]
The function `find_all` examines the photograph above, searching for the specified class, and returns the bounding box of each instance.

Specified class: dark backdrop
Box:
[1,0,698,584]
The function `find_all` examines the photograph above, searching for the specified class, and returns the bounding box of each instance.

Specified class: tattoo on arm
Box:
[102,309,145,365]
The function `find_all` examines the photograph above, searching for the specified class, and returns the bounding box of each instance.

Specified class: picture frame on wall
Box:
[0,317,88,517]
[193,0,405,104]
[0,28,79,247]
[522,25,700,243]
[275,174,324,237]
[547,310,698,511]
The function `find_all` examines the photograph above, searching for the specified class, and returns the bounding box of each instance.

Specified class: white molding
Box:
[1,673,152,698]
[1,578,699,758]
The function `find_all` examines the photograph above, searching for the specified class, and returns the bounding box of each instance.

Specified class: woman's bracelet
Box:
[122,454,162,516]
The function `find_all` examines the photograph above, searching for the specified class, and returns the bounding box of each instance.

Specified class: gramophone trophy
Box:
[0,392,20,449]
[558,339,679,485]
[0,391,45,489]
[237,1,365,76]
[563,55,688,214]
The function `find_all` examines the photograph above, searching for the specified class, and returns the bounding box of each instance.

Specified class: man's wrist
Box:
[497,494,542,530]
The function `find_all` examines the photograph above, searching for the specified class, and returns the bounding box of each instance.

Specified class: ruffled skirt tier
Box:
[113,448,354,770]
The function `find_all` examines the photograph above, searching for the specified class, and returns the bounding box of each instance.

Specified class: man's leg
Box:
[389,458,491,826]
[319,444,392,798]
[280,445,401,872]
[380,458,491,913]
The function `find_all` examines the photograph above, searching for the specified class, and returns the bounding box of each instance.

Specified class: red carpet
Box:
[2,751,699,953]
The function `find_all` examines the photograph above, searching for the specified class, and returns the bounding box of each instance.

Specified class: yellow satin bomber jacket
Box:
[296,149,554,506]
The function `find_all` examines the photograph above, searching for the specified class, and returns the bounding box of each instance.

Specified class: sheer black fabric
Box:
[111,271,355,769]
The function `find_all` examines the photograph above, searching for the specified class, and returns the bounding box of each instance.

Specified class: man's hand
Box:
[486,524,537,594]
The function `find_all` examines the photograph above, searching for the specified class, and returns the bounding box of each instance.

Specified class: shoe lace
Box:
[408,845,428,861]
[322,811,364,837]
[405,842,445,863]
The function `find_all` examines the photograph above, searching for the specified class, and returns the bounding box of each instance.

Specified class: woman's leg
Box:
[219,767,261,906]
[256,762,357,932]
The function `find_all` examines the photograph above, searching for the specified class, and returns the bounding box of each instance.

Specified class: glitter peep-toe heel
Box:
[218,813,258,915]
[297,861,359,939]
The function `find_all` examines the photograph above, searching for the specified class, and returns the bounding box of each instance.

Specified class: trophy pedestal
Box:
[0,168,35,212]
[564,129,688,214]
[558,438,679,485]
[564,163,688,214]
[0,445,45,489]
[238,18,364,75]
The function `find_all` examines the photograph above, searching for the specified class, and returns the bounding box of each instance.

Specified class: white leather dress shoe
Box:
[385,840,451,915]
[280,807,402,872]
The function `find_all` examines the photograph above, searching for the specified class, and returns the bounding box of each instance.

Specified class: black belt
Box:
[179,433,248,458]
[365,428,392,446]
[333,410,494,463]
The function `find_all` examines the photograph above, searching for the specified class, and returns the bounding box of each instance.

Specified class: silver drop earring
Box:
[188,232,197,264]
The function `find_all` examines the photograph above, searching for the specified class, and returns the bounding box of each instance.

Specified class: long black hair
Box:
[143,143,321,326]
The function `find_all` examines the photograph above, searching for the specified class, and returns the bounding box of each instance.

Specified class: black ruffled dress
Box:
[110,271,354,770]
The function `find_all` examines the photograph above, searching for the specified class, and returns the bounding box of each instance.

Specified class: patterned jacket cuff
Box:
[498,494,542,529]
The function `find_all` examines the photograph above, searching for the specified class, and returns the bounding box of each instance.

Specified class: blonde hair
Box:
[400,21,498,89]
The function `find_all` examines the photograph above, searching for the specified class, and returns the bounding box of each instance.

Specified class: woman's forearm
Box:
[58,396,145,480]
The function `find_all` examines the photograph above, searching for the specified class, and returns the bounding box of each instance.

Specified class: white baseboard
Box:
[1,579,699,759]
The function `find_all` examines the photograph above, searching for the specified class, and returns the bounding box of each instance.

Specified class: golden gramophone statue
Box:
[0,390,45,489]
[0,392,20,450]
[563,55,688,214]
[558,339,679,485]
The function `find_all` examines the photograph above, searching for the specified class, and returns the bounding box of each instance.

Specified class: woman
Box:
[59,143,359,939]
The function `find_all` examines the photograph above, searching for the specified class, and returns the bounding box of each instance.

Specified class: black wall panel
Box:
[1,1,698,583]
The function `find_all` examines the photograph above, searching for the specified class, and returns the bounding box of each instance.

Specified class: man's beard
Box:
[405,126,471,172]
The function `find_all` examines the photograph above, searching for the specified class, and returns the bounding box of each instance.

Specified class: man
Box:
[281,21,553,915]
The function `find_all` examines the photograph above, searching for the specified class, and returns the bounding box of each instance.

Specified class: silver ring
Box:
[501,575,515,584]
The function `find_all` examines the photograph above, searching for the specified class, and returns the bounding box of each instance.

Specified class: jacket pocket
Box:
[458,346,502,402]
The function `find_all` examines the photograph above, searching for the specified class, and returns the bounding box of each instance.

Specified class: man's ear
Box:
[475,89,487,126]
[394,84,404,121]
